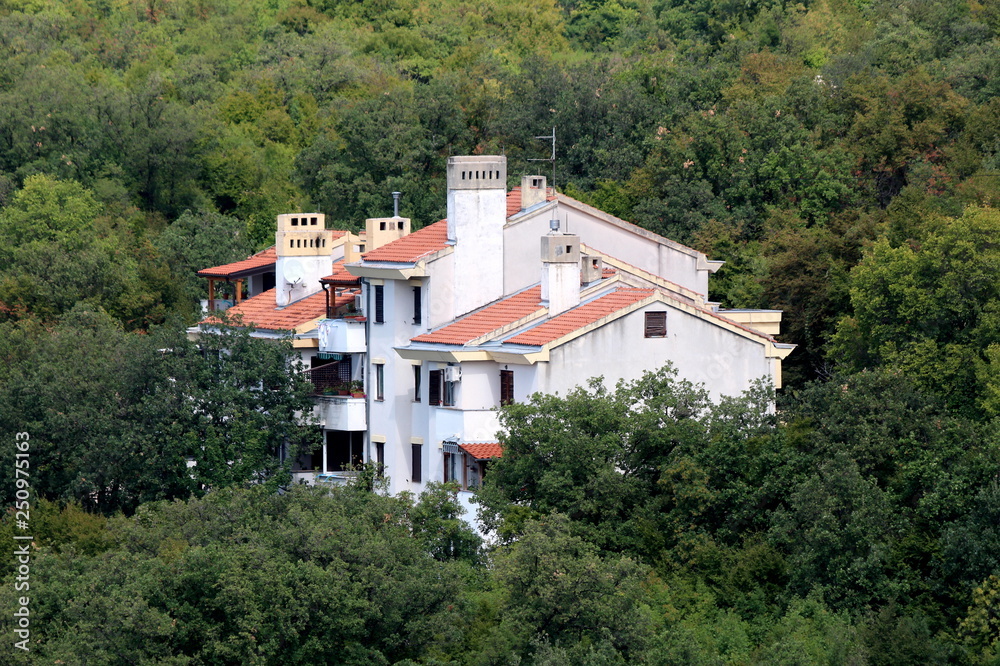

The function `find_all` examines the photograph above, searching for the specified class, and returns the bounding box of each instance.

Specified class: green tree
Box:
[0,307,319,514]
[154,209,254,314]
[484,515,653,662]
[832,205,1000,419]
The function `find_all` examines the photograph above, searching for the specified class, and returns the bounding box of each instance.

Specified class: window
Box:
[325,431,363,472]
[412,286,422,325]
[500,370,514,406]
[443,452,456,484]
[411,443,422,483]
[413,365,421,402]
[375,364,384,401]
[374,285,384,323]
[644,311,667,338]
[429,370,442,405]
[375,442,385,478]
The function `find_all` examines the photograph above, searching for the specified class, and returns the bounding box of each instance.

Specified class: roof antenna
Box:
[528,127,556,193]
[392,191,401,217]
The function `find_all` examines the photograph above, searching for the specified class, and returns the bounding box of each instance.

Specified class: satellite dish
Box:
[283,259,305,285]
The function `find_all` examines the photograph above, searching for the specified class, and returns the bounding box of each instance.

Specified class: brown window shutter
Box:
[644,311,667,337]
[429,370,442,405]
[500,370,514,406]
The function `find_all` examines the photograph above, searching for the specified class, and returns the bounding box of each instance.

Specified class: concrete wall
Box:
[449,187,507,317]
[505,204,709,297]
[534,303,772,401]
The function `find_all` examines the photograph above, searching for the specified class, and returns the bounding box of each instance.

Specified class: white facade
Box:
[195,158,793,523]
[340,161,792,519]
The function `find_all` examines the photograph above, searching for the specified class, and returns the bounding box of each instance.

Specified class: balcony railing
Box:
[315,396,366,431]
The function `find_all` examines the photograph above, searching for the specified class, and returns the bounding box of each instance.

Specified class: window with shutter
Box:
[644,311,667,337]
[429,370,442,405]
[374,285,385,323]
[500,370,514,406]
[412,443,422,482]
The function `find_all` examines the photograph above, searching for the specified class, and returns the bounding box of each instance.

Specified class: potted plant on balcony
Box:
[349,380,365,398]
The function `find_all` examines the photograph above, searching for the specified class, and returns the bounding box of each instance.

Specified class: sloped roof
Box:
[506,186,557,217]
[201,288,356,331]
[197,247,277,279]
[361,220,449,263]
[505,288,655,346]
[321,258,361,285]
[412,286,543,345]
[460,443,503,459]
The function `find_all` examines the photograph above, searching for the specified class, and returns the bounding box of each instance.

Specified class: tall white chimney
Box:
[541,221,581,316]
[447,155,507,317]
[274,213,333,306]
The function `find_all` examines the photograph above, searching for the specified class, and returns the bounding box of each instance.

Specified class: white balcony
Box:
[317,318,366,354]
[315,396,367,431]
[431,408,500,444]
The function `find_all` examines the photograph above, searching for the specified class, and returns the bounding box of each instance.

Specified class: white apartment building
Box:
[193,155,794,519]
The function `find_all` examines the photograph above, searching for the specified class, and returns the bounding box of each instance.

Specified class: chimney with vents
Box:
[520,175,547,210]
[275,213,334,306]
[447,155,507,317]
[364,191,411,253]
[540,219,581,316]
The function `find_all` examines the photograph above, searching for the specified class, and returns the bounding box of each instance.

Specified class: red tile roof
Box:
[361,220,449,263]
[198,247,277,279]
[201,288,355,331]
[602,267,617,278]
[506,187,557,217]
[412,287,543,345]
[321,258,360,285]
[505,288,655,346]
[460,443,503,459]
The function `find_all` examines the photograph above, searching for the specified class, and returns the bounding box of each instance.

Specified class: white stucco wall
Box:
[275,255,329,306]
[533,303,773,402]
[425,253,456,330]
[448,187,506,317]
[505,204,709,297]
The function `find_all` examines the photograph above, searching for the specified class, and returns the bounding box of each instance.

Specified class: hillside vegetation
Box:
[2,0,1000,662]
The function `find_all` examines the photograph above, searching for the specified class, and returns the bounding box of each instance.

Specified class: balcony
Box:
[317,318,366,354]
[315,396,366,431]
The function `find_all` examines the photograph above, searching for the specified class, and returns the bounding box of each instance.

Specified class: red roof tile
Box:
[460,443,503,459]
[201,288,356,331]
[602,267,617,278]
[505,288,655,346]
[198,247,277,278]
[321,258,360,285]
[412,287,543,345]
[362,220,449,263]
[506,187,557,217]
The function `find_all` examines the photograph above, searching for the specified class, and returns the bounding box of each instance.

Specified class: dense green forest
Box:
[1,0,1000,662]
